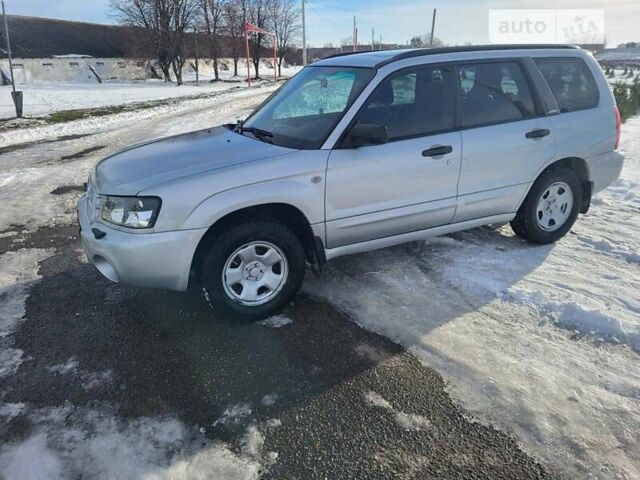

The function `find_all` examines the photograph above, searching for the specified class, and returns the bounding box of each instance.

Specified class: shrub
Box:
[613,76,640,122]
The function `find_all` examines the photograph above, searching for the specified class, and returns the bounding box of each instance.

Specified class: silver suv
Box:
[78,45,624,319]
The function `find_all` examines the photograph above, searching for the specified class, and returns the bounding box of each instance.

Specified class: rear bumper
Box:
[78,194,206,292]
[587,150,625,195]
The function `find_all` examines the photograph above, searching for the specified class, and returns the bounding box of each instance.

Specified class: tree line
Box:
[110,0,301,84]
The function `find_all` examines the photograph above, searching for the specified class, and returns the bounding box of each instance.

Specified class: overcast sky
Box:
[5,0,640,47]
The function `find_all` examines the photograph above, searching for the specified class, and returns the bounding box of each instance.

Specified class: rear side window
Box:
[357,65,455,140]
[457,61,536,128]
[534,58,599,112]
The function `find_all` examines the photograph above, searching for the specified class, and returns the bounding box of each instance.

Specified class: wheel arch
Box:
[526,157,592,214]
[189,203,324,286]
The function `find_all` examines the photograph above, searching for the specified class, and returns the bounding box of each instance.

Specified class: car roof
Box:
[311,44,581,69]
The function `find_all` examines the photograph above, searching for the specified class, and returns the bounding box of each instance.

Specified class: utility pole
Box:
[301,0,307,66]
[371,27,374,51]
[2,1,21,118]
[429,8,437,47]
[353,16,356,52]
[194,27,199,83]
[379,34,382,51]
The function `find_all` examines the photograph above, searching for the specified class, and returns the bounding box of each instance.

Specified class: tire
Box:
[511,167,582,244]
[199,219,305,320]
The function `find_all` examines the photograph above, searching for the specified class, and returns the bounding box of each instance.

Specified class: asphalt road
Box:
[0,222,557,479]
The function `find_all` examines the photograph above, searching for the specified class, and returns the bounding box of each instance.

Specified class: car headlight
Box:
[100,196,161,229]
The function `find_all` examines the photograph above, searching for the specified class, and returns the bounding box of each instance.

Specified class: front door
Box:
[325,64,461,249]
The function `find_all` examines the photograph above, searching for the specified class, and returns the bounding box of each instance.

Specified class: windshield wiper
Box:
[229,120,274,144]
[238,126,274,143]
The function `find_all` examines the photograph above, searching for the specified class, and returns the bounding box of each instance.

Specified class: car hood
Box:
[94,126,294,195]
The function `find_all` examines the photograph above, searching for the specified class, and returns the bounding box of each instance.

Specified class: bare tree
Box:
[111,0,173,81]
[245,0,270,79]
[170,0,199,85]
[269,0,300,77]
[223,0,245,76]
[200,0,225,81]
[111,0,198,84]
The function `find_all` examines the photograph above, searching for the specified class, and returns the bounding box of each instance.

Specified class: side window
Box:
[357,65,454,140]
[390,73,416,105]
[534,57,599,112]
[273,71,357,120]
[457,62,536,128]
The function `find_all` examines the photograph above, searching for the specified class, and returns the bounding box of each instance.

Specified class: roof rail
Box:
[325,50,375,60]
[375,44,580,68]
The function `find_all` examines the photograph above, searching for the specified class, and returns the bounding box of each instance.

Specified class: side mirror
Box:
[348,123,388,148]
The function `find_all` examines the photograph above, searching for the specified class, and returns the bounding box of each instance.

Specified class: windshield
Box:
[242,66,375,149]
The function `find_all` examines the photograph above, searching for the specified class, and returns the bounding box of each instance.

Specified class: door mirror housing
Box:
[347,123,389,148]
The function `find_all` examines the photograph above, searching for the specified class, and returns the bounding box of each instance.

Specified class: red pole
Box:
[244,26,251,87]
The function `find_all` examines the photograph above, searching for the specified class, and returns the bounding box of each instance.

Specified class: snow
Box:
[0,84,276,148]
[0,65,301,120]
[259,315,293,328]
[213,403,253,428]
[364,391,432,432]
[0,82,234,119]
[0,434,65,480]
[0,407,262,480]
[0,403,25,423]
[0,248,54,377]
[305,117,640,478]
[260,394,279,407]
[46,357,80,375]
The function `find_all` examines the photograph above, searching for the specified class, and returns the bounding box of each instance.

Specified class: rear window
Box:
[534,58,600,112]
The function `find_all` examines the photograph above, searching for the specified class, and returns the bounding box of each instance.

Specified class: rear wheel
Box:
[200,220,305,320]
[511,167,582,244]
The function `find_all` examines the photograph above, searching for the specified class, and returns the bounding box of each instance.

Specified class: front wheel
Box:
[511,167,582,244]
[199,220,306,320]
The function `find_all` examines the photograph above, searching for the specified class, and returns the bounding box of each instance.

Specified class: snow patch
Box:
[0,434,64,480]
[0,248,54,378]
[213,403,253,427]
[46,357,80,375]
[241,426,264,459]
[0,406,262,480]
[364,391,431,432]
[0,403,25,422]
[260,394,279,407]
[81,369,114,390]
[259,315,292,329]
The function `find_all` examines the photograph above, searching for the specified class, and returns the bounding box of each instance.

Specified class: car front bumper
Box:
[78,194,207,292]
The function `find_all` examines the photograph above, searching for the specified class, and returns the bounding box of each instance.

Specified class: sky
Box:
[4,0,640,48]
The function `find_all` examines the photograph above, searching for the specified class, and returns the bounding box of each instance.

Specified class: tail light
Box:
[614,106,622,150]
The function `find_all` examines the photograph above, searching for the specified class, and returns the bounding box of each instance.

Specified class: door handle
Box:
[526,128,550,139]
[422,145,453,157]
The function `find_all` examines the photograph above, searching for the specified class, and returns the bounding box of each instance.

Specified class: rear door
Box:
[453,60,556,223]
[325,64,461,248]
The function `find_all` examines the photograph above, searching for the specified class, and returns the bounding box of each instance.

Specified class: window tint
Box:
[357,65,454,140]
[535,58,599,112]
[458,62,536,128]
